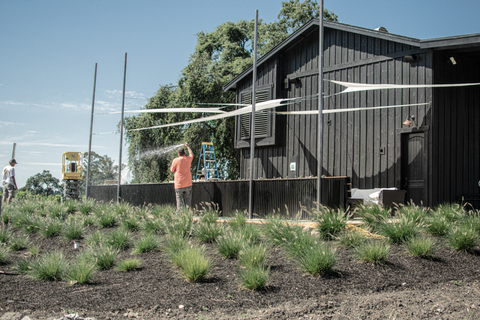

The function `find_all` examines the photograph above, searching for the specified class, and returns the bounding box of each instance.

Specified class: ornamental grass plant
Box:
[62,218,84,241]
[404,235,437,258]
[116,258,142,272]
[28,251,67,281]
[262,215,303,247]
[309,205,350,241]
[9,236,29,251]
[88,244,119,270]
[174,244,212,282]
[336,228,367,249]
[378,214,423,244]
[355,240,390,264]
[355,204,390,232]
[132,233,160,254]
[104,229,132,251]
[447,224,479,252]
[195,220,224,243]
[40,218,63,238]
[238,265,270,291]
[64,258,96,284]
[216,229,244,259]
[0,224,13,244]
[0,244,10,264]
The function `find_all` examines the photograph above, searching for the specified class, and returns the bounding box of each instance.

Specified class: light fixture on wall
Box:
[449,56,457,65]
[403,115,417,128]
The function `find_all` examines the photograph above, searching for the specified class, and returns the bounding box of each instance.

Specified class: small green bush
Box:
[262,216,303,247]
[28,251,67,281]
[104,230,132,250]
[116,258,141,272]
[379,215,422,243]
[63,219,85,241]
[88,245,118,270]
[195,221,224,243]
[96,210,118,228]
[79,199,96,215]
[216,230,244,259]
[14,258,32,274]
[0,225,13,244]
[294,244,337,276]
[356,204,390,232]
[238,265,270,291]
[426,214,451,237]
[64,260,96,284]
[404,236,437,258]
[142,218,164,234]
[355,240,390,264]
[121,216,141,232]
[132,234,159,254]
[0,244,10,264]
[310,205,349,241]
[238,244,267,268]
[9,237,29,251]
[228,211,247,230]
[175,245,212,282]
[336,228,367,249]
[85,230,104,246]
[447,224,479,252]
[40,218,63,238]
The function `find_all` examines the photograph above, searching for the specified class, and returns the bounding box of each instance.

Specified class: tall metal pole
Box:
[117,53,127,203]
[11,143,16,158]
[317,1,325,205]
[248,10,259,219]
[85,63,97,201]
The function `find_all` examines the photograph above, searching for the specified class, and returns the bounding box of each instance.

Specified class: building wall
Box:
[235,26,434,203]
[431,51,480,207]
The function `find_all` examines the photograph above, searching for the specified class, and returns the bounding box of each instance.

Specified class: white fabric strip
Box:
[331,80,480,93]
[276,102,430,115]
[130,98,292,131]
[105,108,227,115]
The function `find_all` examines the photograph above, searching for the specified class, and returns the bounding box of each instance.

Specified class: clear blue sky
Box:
[1,0,479,188]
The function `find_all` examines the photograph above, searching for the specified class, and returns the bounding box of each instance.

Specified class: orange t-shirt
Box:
[170,154,193,189]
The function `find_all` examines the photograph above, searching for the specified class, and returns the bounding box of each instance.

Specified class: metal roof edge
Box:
[420,33,480,50]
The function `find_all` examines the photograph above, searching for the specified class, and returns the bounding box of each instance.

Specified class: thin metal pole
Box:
[248,10,259,219]
[85,63,97,201]
[11,143,16,158]
[117,53,127,203]
[317,1,324,205]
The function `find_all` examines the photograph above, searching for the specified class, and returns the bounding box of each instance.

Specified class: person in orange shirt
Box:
[170,142,193,211]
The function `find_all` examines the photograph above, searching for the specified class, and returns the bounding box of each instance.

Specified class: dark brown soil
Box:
[1,229,480,320]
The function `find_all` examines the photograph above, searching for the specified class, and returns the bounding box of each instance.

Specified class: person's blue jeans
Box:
[175,186,192,211]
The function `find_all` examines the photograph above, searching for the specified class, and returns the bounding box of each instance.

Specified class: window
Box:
[235,87,277,148]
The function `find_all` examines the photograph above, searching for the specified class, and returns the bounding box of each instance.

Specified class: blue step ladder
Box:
[196,142,219,181]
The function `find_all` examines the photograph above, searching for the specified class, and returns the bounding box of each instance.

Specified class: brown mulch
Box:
[1,228,480,320]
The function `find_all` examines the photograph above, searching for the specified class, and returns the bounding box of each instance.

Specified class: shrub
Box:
[28,251,67,281]
[216,230,244,259]
[63,200,78,215]
[447,224,479,252]
[9,237,29,251]
[238,265,270,291]
[336,227,367,249]
[237,223,262,245]
[48,202,68,220]
[436,203,465,223]
[378,215,422,244]
[0,225,13,244]
[356,204,390,232]
[82,215,96,227]
[40,218,63,238]
[121,216,141,232]
[79,199,96,215]
[310,205,349,240]
[355,240,390,264]
[426,214,451,237]
[174,245,212,282]
[228,211,247,230]
[195,221,224,243]
[238,243,267,268]
[96,210,118,228]
[88,245,118,270]
[142,218,164,234]
[116,258,141,272]
[63,219,85,241]
[164,211,193,237]
[294,244,337,276]
[28,245,40,257]
[64,260,96,284]
[85,230,104,246]
[164,234,189,263]
[404,236,437,258]
[104,230,132,250]
[14,258,32,274]
[262,216,303,247]
[0,244,10,264]
[132,234,159,254]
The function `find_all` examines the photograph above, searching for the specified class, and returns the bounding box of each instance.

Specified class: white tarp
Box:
[106,108,227,114]
[331,80,480,93]
[276,102,430,115]
[130,98,293,131]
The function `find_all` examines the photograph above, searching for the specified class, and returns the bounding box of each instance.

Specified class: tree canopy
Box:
[124,0,338,183]
[22,170,62,196]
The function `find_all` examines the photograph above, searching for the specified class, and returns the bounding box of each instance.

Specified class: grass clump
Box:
[228,211,247,230]
[14,258,32,274]
[121,216,141,232]
[104,230,132,250]
[64,259,96,284]
[262,216,303,247]
[142,218,164,234]
[164,234,190,263]
[195,221,224,243]
[79,199,96,215]
[336,227,367,248]
[238,265,270,291]
[88,245,118,270]
[0,244,10,264]
[116,258,142,272]
[356,204,390,232]
[425,214,451,237]
[85,230,104,246]
[96,209,118,228]
[355,240,390,264]
[216,230,244,259]
[447,224,479,252]
[310,205,350,241]
[62,219,84,241]
[28,251,67,281]
[174,245,212,282]
[9,236,29,251]
[40,218,63,238]
[404,236,437,258]
[0,225,13,244]
[238,243,267,268]
[378,215,422,244]
[132,234,159,254]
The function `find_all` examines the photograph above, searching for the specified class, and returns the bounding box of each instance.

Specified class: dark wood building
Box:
[224,19,480,208]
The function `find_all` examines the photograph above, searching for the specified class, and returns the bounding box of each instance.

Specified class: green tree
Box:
[124,0,337,182]
[82,151,122,185]
[22,170,62,196]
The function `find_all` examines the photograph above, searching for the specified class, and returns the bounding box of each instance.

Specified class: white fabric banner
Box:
[331,80,480,93]
[130,98,292,131]
[277,102,430,115]
[107,108,227,114]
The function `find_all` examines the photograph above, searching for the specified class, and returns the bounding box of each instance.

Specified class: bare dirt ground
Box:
[1,230,480,320]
